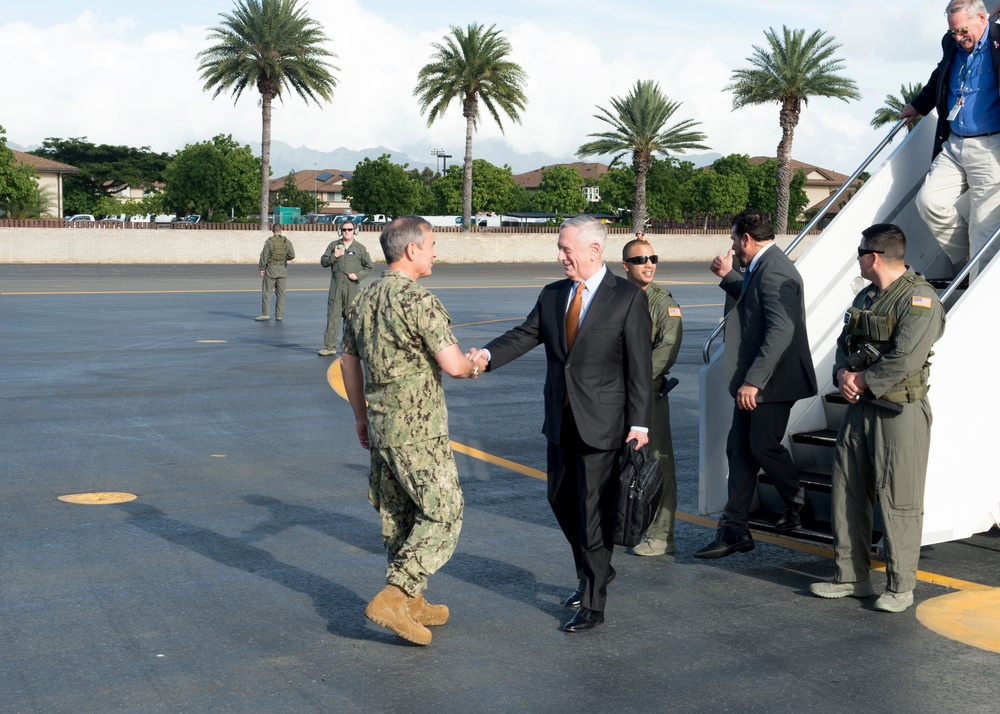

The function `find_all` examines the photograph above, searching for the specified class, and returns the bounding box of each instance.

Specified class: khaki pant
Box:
[831,399,932,594]
[261,274,286,318]
[916,133,1000,276]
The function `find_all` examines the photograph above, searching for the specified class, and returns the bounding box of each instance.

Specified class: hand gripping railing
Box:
[701,118,910,363]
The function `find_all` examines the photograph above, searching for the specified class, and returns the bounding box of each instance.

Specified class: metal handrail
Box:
[940,222,1000,304]
[701,118,911,363]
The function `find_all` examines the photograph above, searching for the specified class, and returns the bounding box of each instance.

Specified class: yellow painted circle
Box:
[916,588,1000,654]
[58,492,137,505]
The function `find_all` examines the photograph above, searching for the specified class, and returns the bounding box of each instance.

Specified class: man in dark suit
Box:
[902,0,1000,276]
[694,208,817,559]
[469,216,652,632]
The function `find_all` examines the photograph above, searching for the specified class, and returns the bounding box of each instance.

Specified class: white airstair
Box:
[699,112,999,545]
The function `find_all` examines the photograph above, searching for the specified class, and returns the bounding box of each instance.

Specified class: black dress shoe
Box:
[775,504,802,532]
[562,607,604,632]
[563,567,616,609]
[693,527,755,559]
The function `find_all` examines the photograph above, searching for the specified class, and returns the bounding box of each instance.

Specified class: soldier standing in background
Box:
[810,223,946,613]
[319,219,374,355]
[621,239,684,557]
[256,224,295,322]
[341,216,481,646]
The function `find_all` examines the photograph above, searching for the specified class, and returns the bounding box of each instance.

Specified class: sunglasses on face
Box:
[342,227,354,232]
[624,255,659,265]
[857,247,884,257]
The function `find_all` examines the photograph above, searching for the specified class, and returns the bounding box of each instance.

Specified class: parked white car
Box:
[66,214,96,223]
[129,214,152,223]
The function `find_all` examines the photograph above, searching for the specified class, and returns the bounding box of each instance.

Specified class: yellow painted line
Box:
[327,354,998,651]
[917,590,1000,654]
[58,492,137,505]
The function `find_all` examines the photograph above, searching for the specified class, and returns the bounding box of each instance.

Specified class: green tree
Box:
[686,171,750,229]
[577,79,708,232]
[872,82,924,132]
[532,165,586,216]
[726,26,860,234]
[408,167,438,214]
[414,23,527,231]
[644,157,698,222]
[275,170,322,213]
[198,0,339,230]
[30,137,171,215]
[431,160,523,217]
[0,125,43,218]
[163,135,261,221]
[343,154,420,217]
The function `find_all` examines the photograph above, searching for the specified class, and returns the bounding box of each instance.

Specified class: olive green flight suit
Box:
[642,282,683,545]
[322,237,374,351]
[831,268,945,594]
[258,233,295,318]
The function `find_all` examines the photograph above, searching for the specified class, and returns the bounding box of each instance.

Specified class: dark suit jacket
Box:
[911,17,1000,157]
[485,268,652,451]
[720,246,817,402]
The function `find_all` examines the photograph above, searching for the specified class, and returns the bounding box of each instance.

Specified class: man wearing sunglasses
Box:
[319,219,374,356]
[902,0,1000,278]
[695,208,817,559]
[621,240,683,558]
[810,224,945,613]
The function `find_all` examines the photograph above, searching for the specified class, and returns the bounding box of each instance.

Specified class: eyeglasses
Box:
[857,247,884,257]
[342,227,354,232]
[624,255,659,265]
[948,27,972,36]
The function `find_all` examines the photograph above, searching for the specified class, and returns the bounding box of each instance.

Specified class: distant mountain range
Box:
[256,138,722,176]
[8,138,721,176]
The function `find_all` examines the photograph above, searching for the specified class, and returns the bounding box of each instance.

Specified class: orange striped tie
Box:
[566,282,583,349]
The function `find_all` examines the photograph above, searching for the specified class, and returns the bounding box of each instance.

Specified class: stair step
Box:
[927,276,968,291]
[791,429,838,446]
[790,429,838,474]
[747,512,881,549]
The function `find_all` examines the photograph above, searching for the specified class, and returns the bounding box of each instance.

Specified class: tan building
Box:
[748,156,862,220]
[512,162,608,203]
[267,169,352,215]
[11,150,79,218]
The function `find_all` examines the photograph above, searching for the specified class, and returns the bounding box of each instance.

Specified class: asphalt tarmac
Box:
[2,262,999,713]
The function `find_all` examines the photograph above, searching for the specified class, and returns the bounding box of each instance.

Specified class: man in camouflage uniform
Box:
[318,219,374,356]
[621,239,684,557]
[256,224,295,321]
[340,216,481,646]
[810,223,946,613]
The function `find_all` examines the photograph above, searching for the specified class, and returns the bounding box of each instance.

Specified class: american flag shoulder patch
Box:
[668,306,682,318]
[911,295,932,309]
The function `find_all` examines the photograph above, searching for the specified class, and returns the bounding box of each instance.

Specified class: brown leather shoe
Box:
[364,585,432,645]
[406,593,450,626]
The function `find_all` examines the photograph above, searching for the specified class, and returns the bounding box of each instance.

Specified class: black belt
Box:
[957,130,1000,138]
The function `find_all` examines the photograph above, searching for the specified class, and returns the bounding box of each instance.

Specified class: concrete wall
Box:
[0,225,815,264]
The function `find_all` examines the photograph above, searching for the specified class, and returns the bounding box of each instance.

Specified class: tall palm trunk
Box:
[462,96,476,231]
[259,93,274,231]
[631,155,651,232]
[774,97,800,235]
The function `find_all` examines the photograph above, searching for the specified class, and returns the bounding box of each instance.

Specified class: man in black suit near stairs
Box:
[695,208,818,559]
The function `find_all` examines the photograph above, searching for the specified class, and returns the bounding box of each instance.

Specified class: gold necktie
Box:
[566,282,583,350]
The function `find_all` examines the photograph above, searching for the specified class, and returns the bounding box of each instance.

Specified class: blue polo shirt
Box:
[949,25,1000,137]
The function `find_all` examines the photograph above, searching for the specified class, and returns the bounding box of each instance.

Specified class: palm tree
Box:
[576,80,708,232]
[198,0,338,230]
[871,82,925,132]
[414,23,527,231]
[726,26,860,234]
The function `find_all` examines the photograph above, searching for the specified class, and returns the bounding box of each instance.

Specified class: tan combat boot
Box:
[406,593,450,626]
[364,584,432,645]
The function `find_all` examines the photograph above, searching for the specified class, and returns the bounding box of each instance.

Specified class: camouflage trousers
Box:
[369,436,464,597]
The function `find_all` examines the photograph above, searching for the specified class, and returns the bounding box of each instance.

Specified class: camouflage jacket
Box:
[342,270,457,447]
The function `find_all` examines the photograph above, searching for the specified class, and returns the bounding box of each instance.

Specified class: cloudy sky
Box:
[0,0,951,173]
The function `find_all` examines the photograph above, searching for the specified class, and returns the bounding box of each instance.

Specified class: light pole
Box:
[431,148,450,175]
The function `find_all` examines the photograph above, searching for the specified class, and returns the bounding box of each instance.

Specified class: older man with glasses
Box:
[902,0,1000,278]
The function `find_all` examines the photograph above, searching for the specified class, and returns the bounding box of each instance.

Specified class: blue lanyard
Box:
[958,41,986,91]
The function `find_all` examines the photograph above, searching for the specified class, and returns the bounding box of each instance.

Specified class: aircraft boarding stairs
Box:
[699,112,1000,547]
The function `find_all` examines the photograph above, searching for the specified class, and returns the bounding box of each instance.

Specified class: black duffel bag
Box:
[612,439,664,547]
